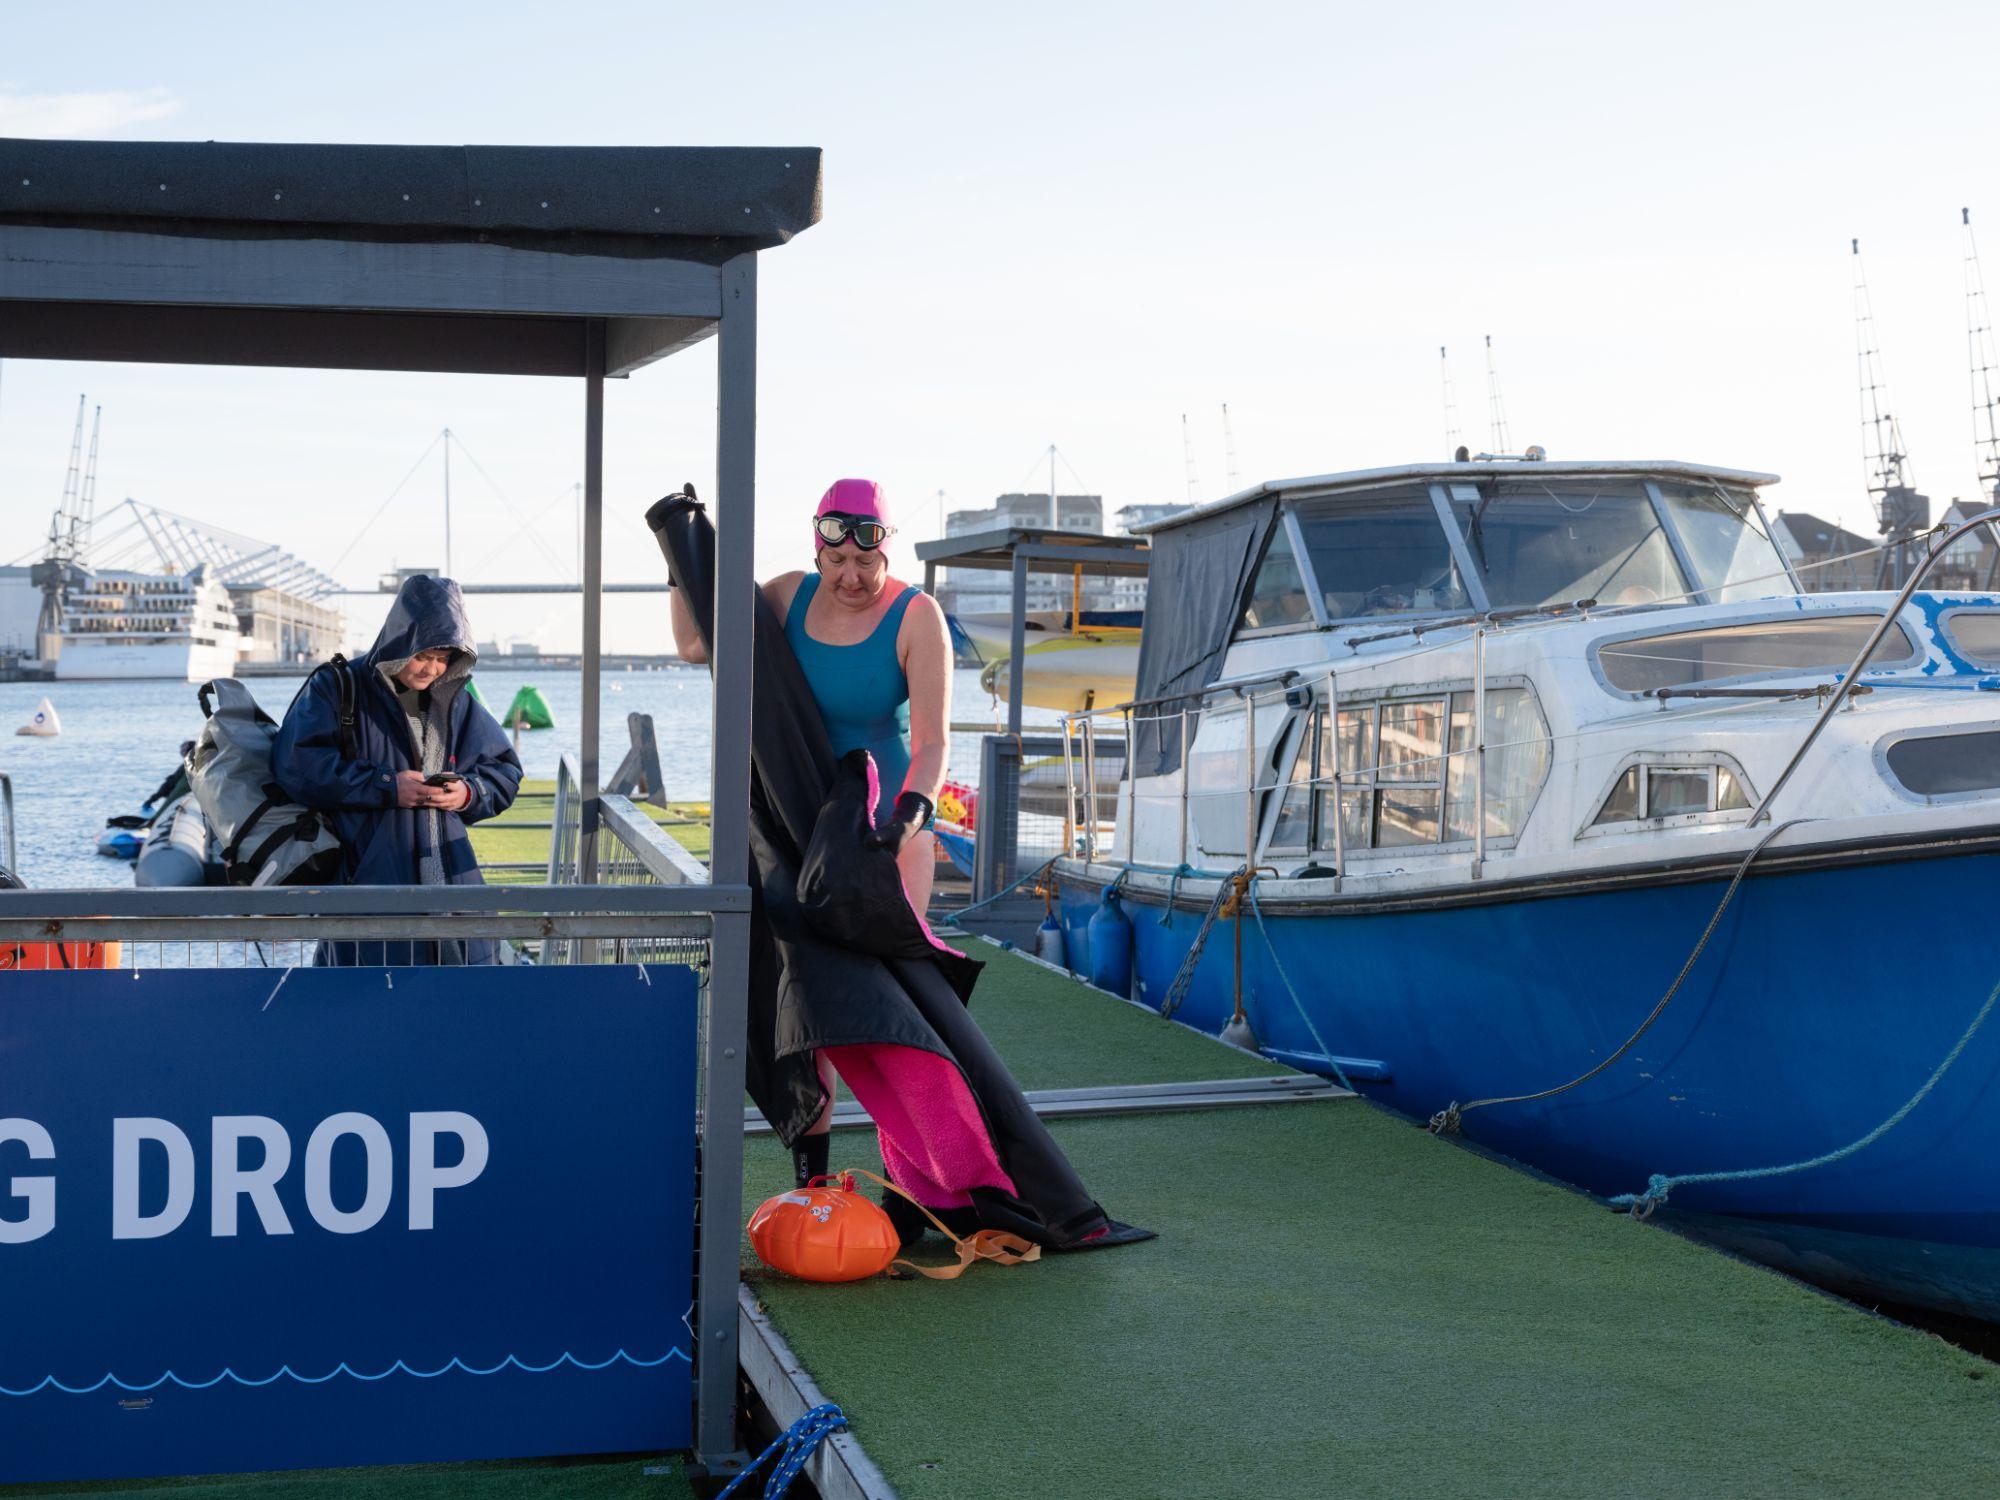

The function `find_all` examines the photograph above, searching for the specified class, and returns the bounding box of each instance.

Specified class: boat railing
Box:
[1060,634,1509,884]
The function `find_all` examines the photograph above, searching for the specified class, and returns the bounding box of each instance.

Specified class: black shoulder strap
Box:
[330,653,358,760]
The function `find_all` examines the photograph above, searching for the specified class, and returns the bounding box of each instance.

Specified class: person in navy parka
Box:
[274,574,523,965]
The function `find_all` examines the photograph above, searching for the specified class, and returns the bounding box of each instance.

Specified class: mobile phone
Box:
[423,772,465,787]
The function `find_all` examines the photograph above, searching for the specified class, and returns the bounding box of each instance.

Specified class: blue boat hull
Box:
[1058,849,2000,1320]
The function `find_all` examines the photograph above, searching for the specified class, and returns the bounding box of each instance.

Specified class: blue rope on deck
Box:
[1610,973,2000,1218]
[1245,879,1358,1095]
[717,1402,847,1500]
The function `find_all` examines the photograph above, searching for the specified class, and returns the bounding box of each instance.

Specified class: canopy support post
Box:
[1008,552,1028,736]
[579,320,606,886]
[694,251,758,1472]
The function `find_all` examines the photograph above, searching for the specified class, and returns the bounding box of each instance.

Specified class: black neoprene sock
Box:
[792,1132,829,1189]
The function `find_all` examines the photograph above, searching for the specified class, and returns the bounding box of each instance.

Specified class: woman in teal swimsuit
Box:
[669,479,953,1181]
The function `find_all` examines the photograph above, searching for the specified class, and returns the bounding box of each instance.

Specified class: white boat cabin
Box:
[1073,458,2000,897]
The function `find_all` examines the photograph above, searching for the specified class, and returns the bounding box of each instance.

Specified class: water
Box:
[0,665,1060,890]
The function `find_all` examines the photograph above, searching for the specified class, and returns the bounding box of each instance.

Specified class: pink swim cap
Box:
[813,478,892,550]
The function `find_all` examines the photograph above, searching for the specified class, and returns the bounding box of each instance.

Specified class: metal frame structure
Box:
[0,136,820,1475]
[914,526,1150,734]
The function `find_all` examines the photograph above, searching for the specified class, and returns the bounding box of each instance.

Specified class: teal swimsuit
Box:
[785,576,916,822]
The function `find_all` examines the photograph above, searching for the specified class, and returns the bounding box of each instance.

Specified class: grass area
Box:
[469,780,711,884]
[0,1455,688,1499]
[744,946,2000,1499]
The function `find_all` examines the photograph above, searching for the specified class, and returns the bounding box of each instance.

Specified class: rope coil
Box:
[717,1401,847,1500]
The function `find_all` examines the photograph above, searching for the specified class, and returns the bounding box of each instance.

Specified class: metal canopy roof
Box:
[1131,459,1784,535]
[913,526,1151,576]
[0,138,823,378]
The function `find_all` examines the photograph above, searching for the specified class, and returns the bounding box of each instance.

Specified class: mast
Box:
[1441,345,1463,457]
[1222,403,1241,488]
[1048,443,1057,529]
[443,426,454,577]
[1484,334,1512,455]
[1180,414,1202,505]
[1853,237,1925,586]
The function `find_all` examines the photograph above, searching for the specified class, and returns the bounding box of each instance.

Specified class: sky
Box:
[4,0,1999,651]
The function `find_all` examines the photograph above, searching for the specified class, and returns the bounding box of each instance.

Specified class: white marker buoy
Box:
[14,696,60,738]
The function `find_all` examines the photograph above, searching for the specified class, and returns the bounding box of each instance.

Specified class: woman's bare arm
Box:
[670,572,803,664]
[899,590,952,805]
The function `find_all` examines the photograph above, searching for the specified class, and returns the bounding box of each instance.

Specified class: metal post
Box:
[1326,674,1344,889]
[1007,552,1029,736]
[1243,689,1258,861]
[1472,627,1487,881]
[442,426,453,579]
[579,328,606,887]
[696,253,758,1471]
[1178,705,1190,869]
[1060,716,1078,856]
[1083,716,1099,860]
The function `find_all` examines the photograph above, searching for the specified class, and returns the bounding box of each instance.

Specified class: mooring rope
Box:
[717,1401,848,1499]
[1610,973,2000,1218]
[1244,878,1358,1094]
[1159,866,1243,1019]
[1428,819,1804,1137]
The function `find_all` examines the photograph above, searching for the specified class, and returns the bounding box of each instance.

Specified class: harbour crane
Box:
[1440,345,1464,458]
[29,397,98,661]
[1484,334,1512,455]
[1852,238,1928,588]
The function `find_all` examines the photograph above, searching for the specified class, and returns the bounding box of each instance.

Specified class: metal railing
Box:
[542,752,709,966]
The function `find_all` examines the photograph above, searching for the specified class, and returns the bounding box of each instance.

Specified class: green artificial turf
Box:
[745,950,2000,1499]
[0,1454,689,1499]
[955,943,1291,1092]
[468,782,711,885]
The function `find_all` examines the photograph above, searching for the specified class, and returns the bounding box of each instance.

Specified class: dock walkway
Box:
[743,944,2000,1499]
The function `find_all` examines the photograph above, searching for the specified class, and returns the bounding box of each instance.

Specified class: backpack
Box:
[187,670,347,888]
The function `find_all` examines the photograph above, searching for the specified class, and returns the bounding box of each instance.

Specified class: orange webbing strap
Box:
[841,1168,1043,1280]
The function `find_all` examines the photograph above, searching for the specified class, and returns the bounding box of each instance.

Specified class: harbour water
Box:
[0,665,1053,890]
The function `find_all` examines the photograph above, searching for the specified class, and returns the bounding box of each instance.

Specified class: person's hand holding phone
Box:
[424,771,473,812]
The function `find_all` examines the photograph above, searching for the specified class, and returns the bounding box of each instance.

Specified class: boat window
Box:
[1655,483,1792,603]
[1445,479,1682,608]
[1589,761,1757,826]
[1291,489,1471,620]
[1276,687,1549,855]
[1945,610,2000,667]
[1442,688,1552,841]
[1238,525,1314,630]
[1884,731,2000,797]
[1595,615,1920,694]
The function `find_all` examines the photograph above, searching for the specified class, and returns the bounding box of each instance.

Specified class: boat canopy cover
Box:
[1130,493,1278,777]
[0,139,822,254]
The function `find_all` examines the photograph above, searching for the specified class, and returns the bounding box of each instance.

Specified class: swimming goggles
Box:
[814,512,894,549]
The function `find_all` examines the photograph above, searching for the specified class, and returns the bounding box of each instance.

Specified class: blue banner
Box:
[0,962,697,1483]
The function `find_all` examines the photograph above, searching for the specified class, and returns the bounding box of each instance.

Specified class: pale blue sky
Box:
[4,1,1999,649]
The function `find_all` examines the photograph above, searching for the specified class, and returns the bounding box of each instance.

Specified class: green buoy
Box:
[464,678,488,709]
[504,684,556,730]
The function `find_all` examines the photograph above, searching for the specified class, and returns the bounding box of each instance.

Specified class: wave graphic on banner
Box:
[1,1347,692,1397]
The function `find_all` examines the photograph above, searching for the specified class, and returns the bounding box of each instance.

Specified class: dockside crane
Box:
[1484,335,1513,455]
[1440,346,1464,458]
[30,396,95,661]
[1852,239,1928,588]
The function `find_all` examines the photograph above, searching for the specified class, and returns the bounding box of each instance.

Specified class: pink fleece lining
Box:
[823,1043,1017,1209]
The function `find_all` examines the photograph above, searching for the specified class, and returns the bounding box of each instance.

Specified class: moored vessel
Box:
[1048,455,2000,1320]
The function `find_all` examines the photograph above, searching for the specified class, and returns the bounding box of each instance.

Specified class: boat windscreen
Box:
[1292,489,1471,619]
[1654,483,1792,602]
[1445,479,1683,608]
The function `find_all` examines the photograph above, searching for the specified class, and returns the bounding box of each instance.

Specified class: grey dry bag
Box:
[187,677,344,887]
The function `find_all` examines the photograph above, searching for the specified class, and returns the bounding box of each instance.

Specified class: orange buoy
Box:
[747,1174,900,1283]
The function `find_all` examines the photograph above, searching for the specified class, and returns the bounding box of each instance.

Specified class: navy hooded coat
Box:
[274,575,523,964]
